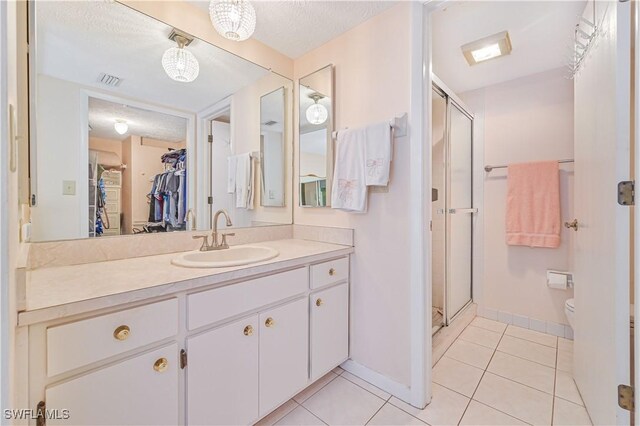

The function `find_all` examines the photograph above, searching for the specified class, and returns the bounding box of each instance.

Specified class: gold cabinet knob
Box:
[316,298,323,307]
[153,357,168,373]
[244,325,253,336]
[329,268,336,276]
[265,317,275,328]
[113,325,130,341]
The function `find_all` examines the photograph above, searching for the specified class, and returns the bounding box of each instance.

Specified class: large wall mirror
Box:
[298,65,334,207]
[28,1,293,242]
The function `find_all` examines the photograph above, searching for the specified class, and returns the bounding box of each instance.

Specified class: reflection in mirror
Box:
[260,88,286,207]
[299,65,333,207]
[29,1,293,242]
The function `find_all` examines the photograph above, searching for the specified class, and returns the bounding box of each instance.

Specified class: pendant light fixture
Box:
[162,30,200,83]
[306,93,328,125]
[114,120,128,135]
[209,0,256,42]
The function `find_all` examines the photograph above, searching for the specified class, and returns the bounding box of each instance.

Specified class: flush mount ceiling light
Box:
[114,120,128,135]
[461,31,512,66]
[306,93,328,125]
[162,29,200,83]
[209,0,256,42]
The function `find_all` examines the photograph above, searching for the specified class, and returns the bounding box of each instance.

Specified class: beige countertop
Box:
[20,239,353,326]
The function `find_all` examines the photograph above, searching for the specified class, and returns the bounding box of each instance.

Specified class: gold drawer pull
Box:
[329,268,336,276]
[244,325,254,336]
[153,357,168,373]
[265,317,275,328]
[316,298,323,307]
[113,325,130,341]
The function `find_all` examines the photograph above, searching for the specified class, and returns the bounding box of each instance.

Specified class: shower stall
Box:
[431,76,475,335]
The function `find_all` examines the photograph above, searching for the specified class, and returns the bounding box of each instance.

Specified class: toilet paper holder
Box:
[547,270,574,289]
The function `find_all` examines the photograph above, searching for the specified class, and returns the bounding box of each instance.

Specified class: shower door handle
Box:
[448,208,478,214]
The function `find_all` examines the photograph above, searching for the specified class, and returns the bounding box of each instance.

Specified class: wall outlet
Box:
[62,180,76,195]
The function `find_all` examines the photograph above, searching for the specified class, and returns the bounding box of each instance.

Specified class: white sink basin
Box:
[171,245,279,268]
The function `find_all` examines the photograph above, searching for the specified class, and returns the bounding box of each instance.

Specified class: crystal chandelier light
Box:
[162,34,200,83]
[306,94,328,125]
[209,0,256,42]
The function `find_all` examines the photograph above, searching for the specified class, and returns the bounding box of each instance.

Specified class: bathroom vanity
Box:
[20,239,352,425]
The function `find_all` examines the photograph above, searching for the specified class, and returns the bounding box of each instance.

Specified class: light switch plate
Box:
[62,180,76,195]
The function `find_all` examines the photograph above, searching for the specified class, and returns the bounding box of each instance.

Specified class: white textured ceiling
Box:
[36,1,270,112]
[432,1,586,94]
[89,97,188,142]
[190,0,397,58]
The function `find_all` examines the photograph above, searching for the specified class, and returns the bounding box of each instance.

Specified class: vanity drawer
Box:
[188,267,308,330]
[310,257,349,289]
[47,298,178,377]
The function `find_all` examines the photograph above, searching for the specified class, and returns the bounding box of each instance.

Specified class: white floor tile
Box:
[367,403,426,425]
[444,339,495,370]
[342,371,391,401]
[487,351,556,394]
[459,325,503,349]
[505,325,558,348]
[333,366,345,376]
[433,356,484,397]
[472,317,508,333]
[389,383,469,426]
[553,397,592,425]
[459,400,527,426]
[555,370,584,406]
[275,405,325,426]
[302,376,385,426]
[294,372,338,404]
[556,349,573,373]
[497,335,557,368]
[255,399,299,426]
[557,338,574,354]
[474,372,553,425]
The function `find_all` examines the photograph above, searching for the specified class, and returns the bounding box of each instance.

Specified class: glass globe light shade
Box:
[114,121,128,135]
[209,0,256,41]
[162,47,200,83]
[306,102,328,125]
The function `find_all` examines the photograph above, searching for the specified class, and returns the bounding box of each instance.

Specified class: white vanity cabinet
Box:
[187,315,260,426]
[26,254,351,426]
[310,282,349,380]
[45,344,179,426]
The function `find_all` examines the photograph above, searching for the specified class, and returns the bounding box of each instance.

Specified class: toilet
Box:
[565,298,575,329]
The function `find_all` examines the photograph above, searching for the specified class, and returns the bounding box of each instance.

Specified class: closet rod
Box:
[484,159,574,172]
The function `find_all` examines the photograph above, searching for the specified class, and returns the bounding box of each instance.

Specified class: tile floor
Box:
[257,317,592,426]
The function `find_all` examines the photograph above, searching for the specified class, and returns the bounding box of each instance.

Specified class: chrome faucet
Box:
[192,209,235,251]
[211,209,234,250]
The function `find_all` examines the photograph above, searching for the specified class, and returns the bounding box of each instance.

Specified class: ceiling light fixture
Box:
[162,30,200,83]
[114,120,128,135]
[461,31,512,66]
[209,0,256,42]
[306,93,328,126]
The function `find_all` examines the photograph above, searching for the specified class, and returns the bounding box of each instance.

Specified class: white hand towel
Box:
[364,122,391,186]
[235,153,251,208]
[247,155,255,210]
[331,128,368,213]
[227,155,237,194]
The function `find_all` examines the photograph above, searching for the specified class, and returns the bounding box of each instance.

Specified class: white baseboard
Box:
[340,359,412,403]
[478,306,573,340]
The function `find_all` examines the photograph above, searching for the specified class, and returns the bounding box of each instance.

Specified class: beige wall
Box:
[461,68,575,326]
[89,137,122,159]
[293,3,413,387]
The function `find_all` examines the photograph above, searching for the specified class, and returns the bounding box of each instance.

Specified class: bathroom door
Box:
[446,101,473,321]
[572,1,632,424]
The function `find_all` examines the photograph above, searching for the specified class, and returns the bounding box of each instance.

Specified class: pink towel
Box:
[506,161,561,248]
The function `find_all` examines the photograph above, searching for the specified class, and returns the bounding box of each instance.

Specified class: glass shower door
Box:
[446,101,473,321]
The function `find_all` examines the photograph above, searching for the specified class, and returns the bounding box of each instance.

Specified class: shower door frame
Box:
[432,76,475,327]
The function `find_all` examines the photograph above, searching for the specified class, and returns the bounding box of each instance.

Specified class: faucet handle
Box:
[192,235,210,251]
[220,233,235,248]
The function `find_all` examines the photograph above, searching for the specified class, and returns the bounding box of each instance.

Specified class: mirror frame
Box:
[298,64,335,208]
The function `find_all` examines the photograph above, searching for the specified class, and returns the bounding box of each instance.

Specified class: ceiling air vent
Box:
[263,120,278,126]
[97,73,122,87]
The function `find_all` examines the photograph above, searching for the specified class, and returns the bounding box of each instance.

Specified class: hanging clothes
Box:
[145,148,188,232]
